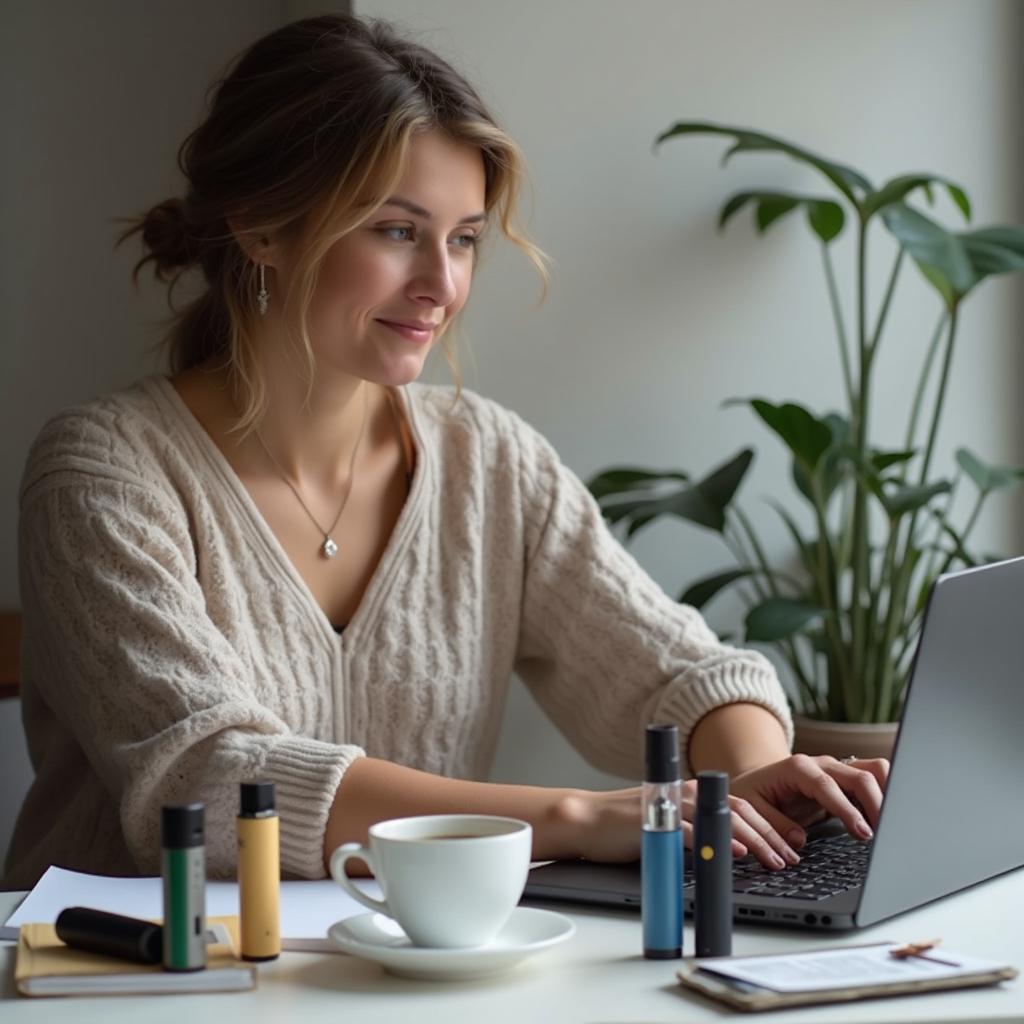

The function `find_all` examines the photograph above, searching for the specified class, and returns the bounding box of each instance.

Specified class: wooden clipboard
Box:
[676,941,1018,1012]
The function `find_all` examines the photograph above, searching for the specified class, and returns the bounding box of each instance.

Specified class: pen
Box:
[890,939,961,967]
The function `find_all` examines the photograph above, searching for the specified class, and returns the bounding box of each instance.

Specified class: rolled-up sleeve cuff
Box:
[650,658,794,777]
[262,739,366,878]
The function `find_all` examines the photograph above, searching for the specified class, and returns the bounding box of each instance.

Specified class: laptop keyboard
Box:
[687,832,872,902]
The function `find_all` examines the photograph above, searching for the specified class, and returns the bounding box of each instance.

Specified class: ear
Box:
[226,216,282,268]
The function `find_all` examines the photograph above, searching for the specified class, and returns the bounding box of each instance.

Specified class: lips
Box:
[378,318,441,330]
[376,319,437,344]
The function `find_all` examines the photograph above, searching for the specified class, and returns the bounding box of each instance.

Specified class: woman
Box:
[3,13,886,890]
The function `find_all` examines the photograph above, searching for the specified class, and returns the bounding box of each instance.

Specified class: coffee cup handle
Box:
[329,843,391,916]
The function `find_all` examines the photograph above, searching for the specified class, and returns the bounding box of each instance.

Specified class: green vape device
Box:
[161,802,207,972]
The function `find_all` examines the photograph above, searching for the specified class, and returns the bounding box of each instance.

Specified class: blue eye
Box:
[378,226,479,250]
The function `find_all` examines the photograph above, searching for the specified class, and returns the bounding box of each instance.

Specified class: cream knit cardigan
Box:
[3,375,793,889]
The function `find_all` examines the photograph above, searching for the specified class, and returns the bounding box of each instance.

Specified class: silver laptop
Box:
[524,556,1024,929]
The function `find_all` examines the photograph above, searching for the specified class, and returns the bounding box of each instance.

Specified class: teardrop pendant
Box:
[323,537,338,559]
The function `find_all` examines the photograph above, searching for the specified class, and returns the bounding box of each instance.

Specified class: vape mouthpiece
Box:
[697,770,729,810]
[161,803,204,847]
[645,723,680,782]
[240,781,275,816]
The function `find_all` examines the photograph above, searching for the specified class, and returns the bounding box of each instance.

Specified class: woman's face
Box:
[295,129,487,386]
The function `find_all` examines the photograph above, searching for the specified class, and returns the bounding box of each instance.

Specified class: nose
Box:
[408,239,458,309]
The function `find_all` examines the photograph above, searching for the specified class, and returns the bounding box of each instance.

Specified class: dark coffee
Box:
[419,833,484,841]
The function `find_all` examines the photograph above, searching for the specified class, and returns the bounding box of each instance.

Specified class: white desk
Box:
[1,872,1020,1023]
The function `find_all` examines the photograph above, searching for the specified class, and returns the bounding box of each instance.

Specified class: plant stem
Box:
[918,471,962,593]
[808,476,854,719]
[902,310,949,480]
[862,516,900,722]
[726,516,822,715]
[883,306,961,717]
[847,220,871,722]
[916,305,960,488]
[724,520,771,602]
[822,244,855,413]
[868,249,904,361]
[875,543,921,721]
[934,490,986,578]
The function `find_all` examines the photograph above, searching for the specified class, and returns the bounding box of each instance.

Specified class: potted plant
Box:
[587,121,1024,759]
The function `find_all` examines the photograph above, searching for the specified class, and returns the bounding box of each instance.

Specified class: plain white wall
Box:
[2,1,1022,862]
[354,0,1024,788]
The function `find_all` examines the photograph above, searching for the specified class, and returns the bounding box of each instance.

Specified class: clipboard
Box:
[676,941,1018,1012]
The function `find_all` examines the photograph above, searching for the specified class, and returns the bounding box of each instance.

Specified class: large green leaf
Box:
[959,226,1024,280]
[587,467,689,502]
[862,173,971,221]
[955,448,1024,494]
[679,568,757,610]
[883,207,1024,309]
[653,121,873,203]
[880,480,952,519]
[719,190,846,244]
[729,399,833,489]
[881,203,975,308]
[745,597,827,642]
[870,448,916,472]
[598,449,755,537]
[792,412,852,504]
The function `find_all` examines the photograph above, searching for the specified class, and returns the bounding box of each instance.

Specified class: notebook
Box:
[15,915,256,997]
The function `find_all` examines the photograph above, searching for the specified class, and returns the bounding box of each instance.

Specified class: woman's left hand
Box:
[728,753,890,858]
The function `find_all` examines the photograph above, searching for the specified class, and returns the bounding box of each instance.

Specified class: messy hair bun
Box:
[137,198,197,278]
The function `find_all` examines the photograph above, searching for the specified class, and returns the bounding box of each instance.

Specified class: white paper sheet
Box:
[698,942,1009,993]
[2,865,382,952]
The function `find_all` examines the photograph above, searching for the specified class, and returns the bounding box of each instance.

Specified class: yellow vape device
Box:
[237,781,280,961]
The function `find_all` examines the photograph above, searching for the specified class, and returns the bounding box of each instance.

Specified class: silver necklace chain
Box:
[254,384,369,559]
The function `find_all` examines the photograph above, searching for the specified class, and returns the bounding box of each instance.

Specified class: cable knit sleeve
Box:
[510,414,794,779]
[18,467,364,880]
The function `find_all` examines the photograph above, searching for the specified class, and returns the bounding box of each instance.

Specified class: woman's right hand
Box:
[557,781,803,870]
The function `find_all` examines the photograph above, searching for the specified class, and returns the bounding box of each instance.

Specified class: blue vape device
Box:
[641,723,683,959]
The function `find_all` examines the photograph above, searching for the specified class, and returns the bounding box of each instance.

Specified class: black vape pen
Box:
[641,723,684,959]
[694,770,732,958]
[56,907,163,964]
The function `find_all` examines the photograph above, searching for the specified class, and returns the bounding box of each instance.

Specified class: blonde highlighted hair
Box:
[114,13,550,435]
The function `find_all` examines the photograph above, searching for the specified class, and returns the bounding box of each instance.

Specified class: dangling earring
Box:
[257,262,269,316]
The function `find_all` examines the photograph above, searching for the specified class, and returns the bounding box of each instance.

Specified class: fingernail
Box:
[770,853,786,870]
[787,829,806,849]
[856,819,874,840]
[783,846,801,865]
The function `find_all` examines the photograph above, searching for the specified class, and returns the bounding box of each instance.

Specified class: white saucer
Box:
[327,906,575,981]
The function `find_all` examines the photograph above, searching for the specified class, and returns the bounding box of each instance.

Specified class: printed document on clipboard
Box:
[676,941,1017,1012]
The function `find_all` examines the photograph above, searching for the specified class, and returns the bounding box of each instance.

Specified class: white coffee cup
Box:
[329,814,533,948]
